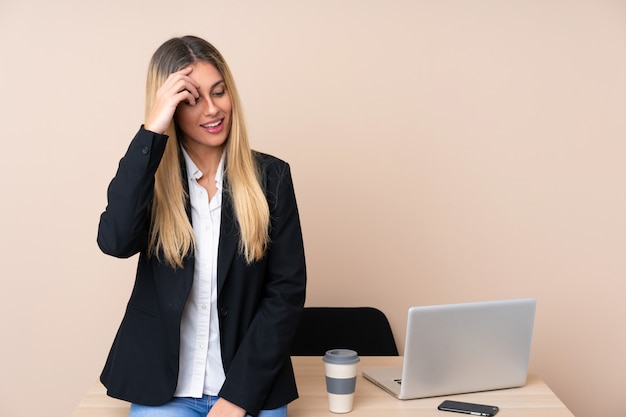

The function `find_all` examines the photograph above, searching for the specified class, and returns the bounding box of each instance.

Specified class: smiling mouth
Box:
[201,120,222,128]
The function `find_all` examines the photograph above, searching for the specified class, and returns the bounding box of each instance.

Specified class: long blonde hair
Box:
[146,36,270,268]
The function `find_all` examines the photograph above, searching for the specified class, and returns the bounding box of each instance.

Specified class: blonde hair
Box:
[146,36,270,268]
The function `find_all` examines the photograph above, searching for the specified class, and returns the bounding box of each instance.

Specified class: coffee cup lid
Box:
[323,349,360,364]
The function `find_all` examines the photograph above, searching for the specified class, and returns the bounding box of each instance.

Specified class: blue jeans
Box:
[129,396,287,417]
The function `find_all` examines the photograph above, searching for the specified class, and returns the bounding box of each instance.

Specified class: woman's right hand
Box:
[144,66,200,134]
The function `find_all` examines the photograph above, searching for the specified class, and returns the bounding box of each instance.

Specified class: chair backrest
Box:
[290,307,399,356]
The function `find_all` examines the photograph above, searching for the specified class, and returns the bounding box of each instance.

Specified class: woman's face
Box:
[174,61,232,152]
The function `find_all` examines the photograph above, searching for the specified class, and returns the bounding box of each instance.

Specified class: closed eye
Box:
[211,89,226,98]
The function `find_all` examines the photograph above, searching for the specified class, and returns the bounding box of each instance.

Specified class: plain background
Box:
[1,1,625,416]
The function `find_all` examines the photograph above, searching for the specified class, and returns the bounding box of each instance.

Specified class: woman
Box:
[97,35,307,417]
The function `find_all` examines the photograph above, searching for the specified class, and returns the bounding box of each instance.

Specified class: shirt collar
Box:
[180,146,225,190]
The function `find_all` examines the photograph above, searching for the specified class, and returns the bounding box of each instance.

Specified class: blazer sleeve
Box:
[218,157,307,415]
[97,127,169,258]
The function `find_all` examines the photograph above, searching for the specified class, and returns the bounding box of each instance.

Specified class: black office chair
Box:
[290,307,399,356]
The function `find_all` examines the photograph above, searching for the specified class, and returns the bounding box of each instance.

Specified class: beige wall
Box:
[1,1,625,416]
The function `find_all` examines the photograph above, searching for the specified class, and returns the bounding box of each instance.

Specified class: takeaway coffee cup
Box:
[323,349,360,413]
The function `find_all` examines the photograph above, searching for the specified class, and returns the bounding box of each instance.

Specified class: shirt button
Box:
[202,304,207,310]
[200,343,205,349]
[141,146,149,155]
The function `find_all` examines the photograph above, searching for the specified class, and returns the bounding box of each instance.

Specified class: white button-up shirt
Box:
[174,147,226,397]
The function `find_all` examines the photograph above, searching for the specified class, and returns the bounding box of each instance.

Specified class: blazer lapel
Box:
[217,180,238,294]
[181,149,237,295]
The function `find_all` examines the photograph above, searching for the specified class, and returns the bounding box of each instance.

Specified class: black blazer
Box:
[97,127,307,416]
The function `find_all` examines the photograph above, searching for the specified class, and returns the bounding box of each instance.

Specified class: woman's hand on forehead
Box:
[144,66,201,134]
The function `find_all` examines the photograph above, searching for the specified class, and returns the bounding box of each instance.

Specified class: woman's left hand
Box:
[207,398,247,417]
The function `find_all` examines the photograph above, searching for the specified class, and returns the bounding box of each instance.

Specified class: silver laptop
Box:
[362,298,536,399]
